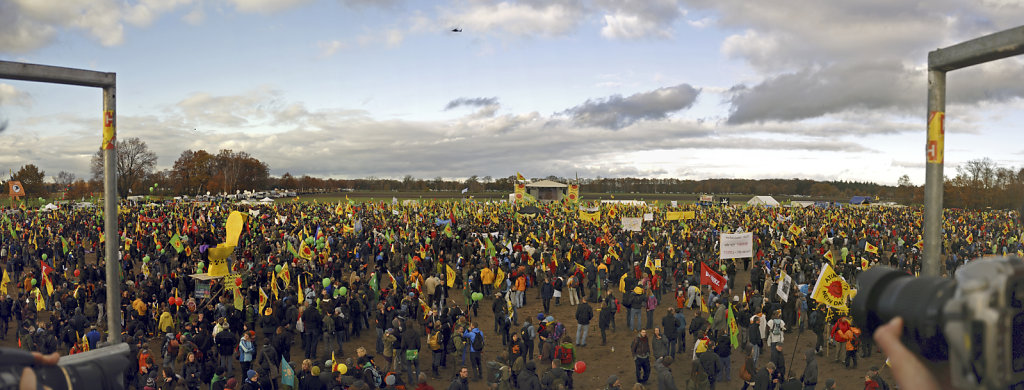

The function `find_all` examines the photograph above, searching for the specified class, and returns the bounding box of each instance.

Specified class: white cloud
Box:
[441,0,586,38]
[0,0,196,51]
[597,0,685,39]
[317,40,347,57]
[0,84,32,108]
[224,0,314,14]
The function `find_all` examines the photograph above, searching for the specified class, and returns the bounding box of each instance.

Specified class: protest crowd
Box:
[0,196,1019,390]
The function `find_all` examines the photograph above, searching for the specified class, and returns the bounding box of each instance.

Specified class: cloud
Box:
[3,86,889,181]
[317,40,347,57]
[0,0,194,51]
[440,0,587,38]
[561,83,700,129]
[444,97,499,110]
[224,0,314,14]
[0,84,32,108]
[597,0,686,39]
[726,59,1024,124]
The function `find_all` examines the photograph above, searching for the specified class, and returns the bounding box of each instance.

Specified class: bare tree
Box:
[91,137,158,197]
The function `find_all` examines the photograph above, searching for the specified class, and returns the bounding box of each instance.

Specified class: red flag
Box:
[700,262,727,294]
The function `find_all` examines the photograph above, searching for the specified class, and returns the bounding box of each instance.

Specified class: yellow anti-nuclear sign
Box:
[927,111,944,164]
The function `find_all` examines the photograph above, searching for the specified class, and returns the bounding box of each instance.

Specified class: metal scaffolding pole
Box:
[0,60,121,341]
[923,25,1024,276]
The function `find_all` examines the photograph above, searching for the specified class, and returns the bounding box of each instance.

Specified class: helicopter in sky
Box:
[450,27,462,32]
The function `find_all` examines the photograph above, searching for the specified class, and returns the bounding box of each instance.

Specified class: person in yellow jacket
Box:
[480,267,494,296]
[158,309,175,333]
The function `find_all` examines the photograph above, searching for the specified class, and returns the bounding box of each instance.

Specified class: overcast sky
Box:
[1,0,1023,186]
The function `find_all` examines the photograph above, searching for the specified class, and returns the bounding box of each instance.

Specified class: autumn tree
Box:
[11,164,48,197]
[171,149,216,195]
[91,137,158,197]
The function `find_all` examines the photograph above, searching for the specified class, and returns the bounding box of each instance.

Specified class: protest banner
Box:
[719,232,753,259]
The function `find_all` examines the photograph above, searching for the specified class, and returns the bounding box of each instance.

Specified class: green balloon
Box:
[339,286,347,296]
[31,278,37,286]
[316,242,325,250]
[154,183,158,187]
[306,237,314,245]
[471,292,483,302]
[41,254,47,260]
[160,249,165,254]
[322,278,331,288]
[197,262,205,270]
[333,289,342,298]
[275,264,283,273]
[143,255,150,263]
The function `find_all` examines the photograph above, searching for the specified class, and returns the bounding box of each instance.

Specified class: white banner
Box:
[777,271,794,302]
[621,217,642,232]
[720,232,753,259]
[643,213,654,221]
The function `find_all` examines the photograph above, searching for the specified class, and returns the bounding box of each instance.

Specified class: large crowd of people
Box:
[0,197,1019,390]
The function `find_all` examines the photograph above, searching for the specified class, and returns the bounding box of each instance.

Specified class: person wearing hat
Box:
[241,369,259,390]
[629,286,644,332]
[822,378,836,390]
[867,366,889,390]
[605,374,622,390]
[518,360,541,390]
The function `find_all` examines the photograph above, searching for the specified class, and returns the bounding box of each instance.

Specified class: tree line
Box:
[2,137,1021,210]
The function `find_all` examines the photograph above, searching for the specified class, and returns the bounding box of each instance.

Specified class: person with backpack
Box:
[540,359,568,390]
[631,329,652,384]
[554,335,576,389]
[661,309,679,358]
[830,316,851,364]
[841,322,861,369]
[807,305,825,355]
[574,298,593,347]
[462,322,485,381]
[521,319,536,359]
[428,321,444,379]
[485,352,513,390]
[766,310,786,347]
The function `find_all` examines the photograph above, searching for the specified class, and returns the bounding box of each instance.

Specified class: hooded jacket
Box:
[800,349,817,386]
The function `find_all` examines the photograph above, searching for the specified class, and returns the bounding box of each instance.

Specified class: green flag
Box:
[728,303,740,349]
[287,241,298,257]
[61,237,69,255]
[483,235,496,257]
[169,234,184,253]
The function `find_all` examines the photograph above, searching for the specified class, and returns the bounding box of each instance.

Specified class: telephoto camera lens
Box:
[852,266,956,361]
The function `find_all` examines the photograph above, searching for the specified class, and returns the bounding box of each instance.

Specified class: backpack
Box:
[555,345,573,364]
[487,361,510,384]
[551,323,565,342]
[770,320,782,336]
[427,331,441,351]
[471,332,484,352]
[850,334,860,350]
[520,324,533,343]
[362,364,383,387]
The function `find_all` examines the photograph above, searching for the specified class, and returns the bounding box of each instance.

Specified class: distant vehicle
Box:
[451,27,462,32]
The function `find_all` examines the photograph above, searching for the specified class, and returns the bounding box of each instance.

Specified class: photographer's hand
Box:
[20,351,60,390]
[874,317,953,390]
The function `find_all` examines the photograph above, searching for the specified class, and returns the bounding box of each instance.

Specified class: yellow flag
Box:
[579,211,600,223]
[619,273,627,293]
[865,242,878,254]
[258,287,269,315]
[297,274,304,304]
[271,271,279,300]
[824,251,835,265]
[34,288,45,311]
[811,264,848,309]
[700,296,709,314]
[445,264,456,288]
[665,211,684,221]
[493,268,505,287]
[788,224,802,237]
[0,269,9,296]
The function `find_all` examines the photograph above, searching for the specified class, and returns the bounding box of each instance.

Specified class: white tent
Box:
[747,196,780,207]
[259,197,274,204]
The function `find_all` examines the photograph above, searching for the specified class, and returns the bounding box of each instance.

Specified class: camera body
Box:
[853,256,1024,389]
[941,257,1024,389]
